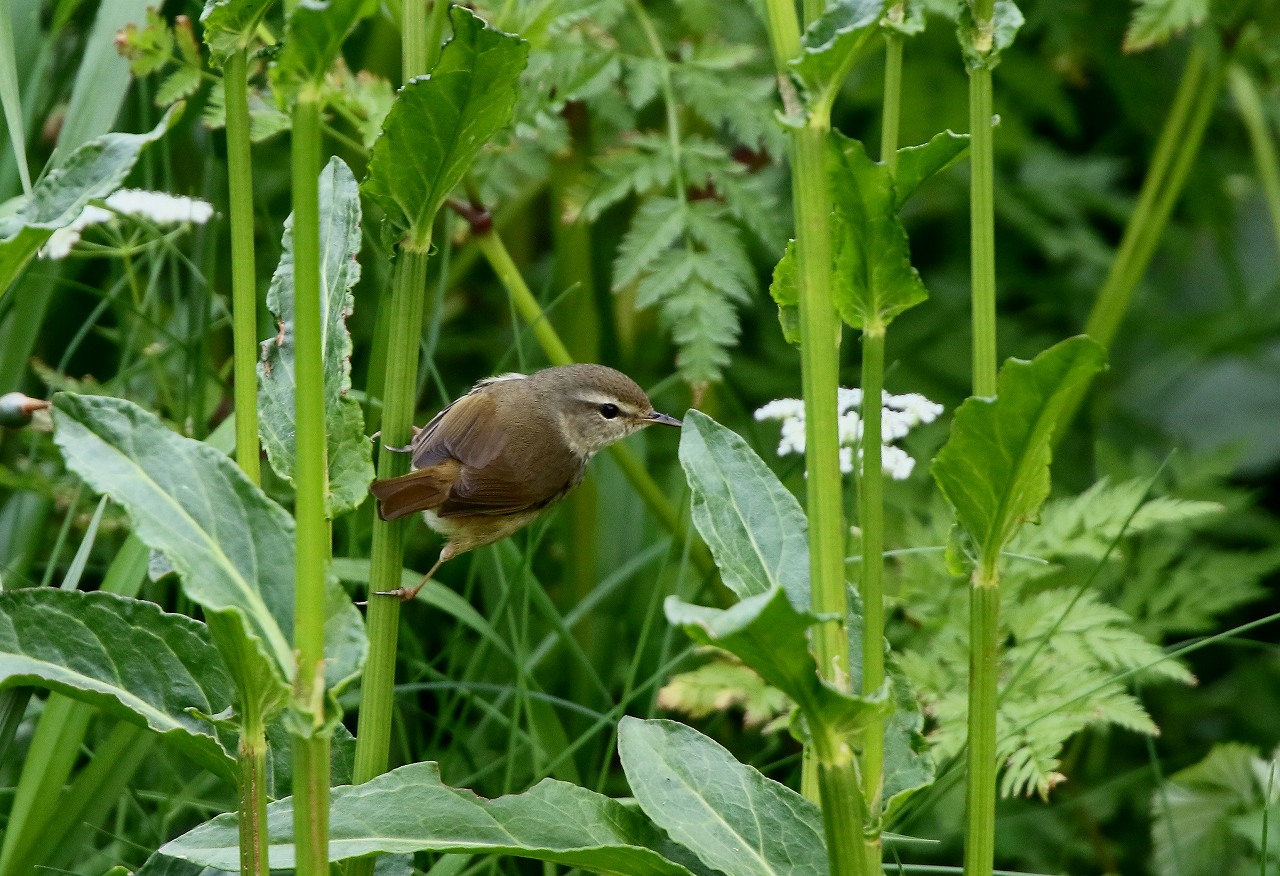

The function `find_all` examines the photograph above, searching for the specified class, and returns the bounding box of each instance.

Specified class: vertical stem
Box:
[814,731,870,876]
[964,576,1000,876]
[350,4,437,847]
[879,28,903,173]
[965,16,1000,869]
[238,704,270,876]
[224,48,261,485]
[290,91,330,876]
[968,66,997,397]
[858,326,886,864]
[1230,64,1280,258]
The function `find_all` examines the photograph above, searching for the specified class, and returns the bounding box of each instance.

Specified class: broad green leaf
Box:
[50,393,366,699]
[768,240,801,344]
[931,336,1107,571]
[1124,0,1208,52]
[258,156,373,517]
[790,0,884,110]
[677,410,809,606]
[362,7,529,249]
[0,108,176,299]
[157,762,701,876]
[271,0,373,94]
[666,588,888,740]
[830,132,927,330]
[957,0,1023,70]
[618,717,827,876]
[200,0,274,63]
[892,130,969,211]
[0,589,235,777]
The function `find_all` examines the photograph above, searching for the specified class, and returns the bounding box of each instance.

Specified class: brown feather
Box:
[369,460,461,521]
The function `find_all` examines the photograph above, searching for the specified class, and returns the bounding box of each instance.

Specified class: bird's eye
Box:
[599,403,620,419]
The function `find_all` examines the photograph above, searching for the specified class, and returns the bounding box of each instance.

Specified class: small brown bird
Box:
[370,364,682,599]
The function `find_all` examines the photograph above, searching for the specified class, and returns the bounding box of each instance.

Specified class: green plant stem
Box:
[473,226,717,578]
[815,732,869,876]
[224,48,261,485]
[879,28,903,172]
[238,703,270,876]
[965,31,1000,876]
[964,577,1000,876]
[350,7,437,860]
[290,90,330,876]
[969,66,997,397]
[858,326,886,850]
[1230,65,1280,259]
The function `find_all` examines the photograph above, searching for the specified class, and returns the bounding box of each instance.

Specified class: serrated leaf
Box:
[363,7,529,248]
[932,336,1106,571]
[612,196,685,289]
[678,410,810,606]
[0,108,177,299]
[790,0,884,109]
[893,130,969,211]
[666,588,888,739]
[769,239,800,344]
[619,717,827,876]
[157,66,203,106]
[0,589,235,777]
[830,132,927,330]
[1124,0,1208,52]
[156,761,701,875]
[657,657,792,729]
[271,0,373,94]
[258,157,372,517]
[50,393,366,700]
[957,0,1023,70]
[200,0,274,63]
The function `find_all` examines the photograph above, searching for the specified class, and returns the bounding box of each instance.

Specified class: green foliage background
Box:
[2,0,1280,873]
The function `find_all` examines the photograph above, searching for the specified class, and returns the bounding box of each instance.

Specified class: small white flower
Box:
[755,386,942,481]
[105,189,214,225]
[39,205,113,259]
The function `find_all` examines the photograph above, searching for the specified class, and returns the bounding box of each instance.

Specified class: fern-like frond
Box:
[584,135,677,220]
[612,196,686,288]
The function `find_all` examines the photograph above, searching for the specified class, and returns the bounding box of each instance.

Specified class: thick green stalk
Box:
[224,48,261,485]
[793,121,850,691]
[964,577,1000,876]
[1230,65,1280,258]
[968,67,997,397]
[964,41,1000,876]
[879,30,903,173]
[857,326,886,856]
[353,248,429,789]
[238,703,270,876]
[815,731,870,876]
[350,1,437,839]
[473,226,715,577]
[290,91,330,876]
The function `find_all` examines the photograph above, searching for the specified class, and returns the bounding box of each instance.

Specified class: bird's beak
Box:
[645,411,683,428]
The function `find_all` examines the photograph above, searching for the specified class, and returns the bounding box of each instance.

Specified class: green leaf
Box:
[49,393,366,700]
[892,130,969,211]
[156,762,701,875]
[769,239,800,344]
[666,588,888,740]
[362,7,529,249]
[0,108,177,299]
[957,0,1023,70]
[932,336,1106,570]
[613,196,685,289]
[200,0,274,63]
[790,0,884,110]
[829,132,928,330]
[618,717,827,876]
[677,410,809,606]
[258,157,373,517]
[0,589,235,778]
[1124,0,1209,52]
[882,0,926,36]
[271,0,373,94]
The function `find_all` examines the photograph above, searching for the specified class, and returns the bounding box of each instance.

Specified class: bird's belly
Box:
[421,508,544,554]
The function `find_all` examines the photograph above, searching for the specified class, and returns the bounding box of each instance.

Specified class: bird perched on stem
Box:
[370,364,682,599]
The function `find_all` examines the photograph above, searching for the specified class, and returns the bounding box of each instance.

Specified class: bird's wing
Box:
[436,457,579,518]
[369,459,461,521]
[409,391,509,470]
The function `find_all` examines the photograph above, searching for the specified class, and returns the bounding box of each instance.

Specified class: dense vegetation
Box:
[1,0,1278,873]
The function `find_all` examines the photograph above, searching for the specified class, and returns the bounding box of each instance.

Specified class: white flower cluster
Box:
[755,388,943,480]
[40,189,214,260]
